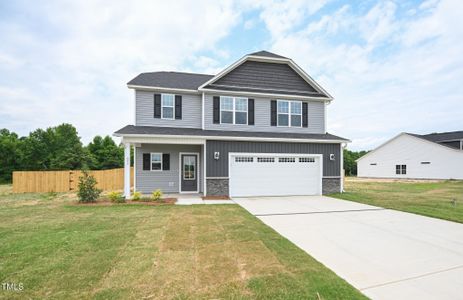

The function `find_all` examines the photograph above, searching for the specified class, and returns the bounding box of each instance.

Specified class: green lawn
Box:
[0,185,365,300]
[332,178,463,223]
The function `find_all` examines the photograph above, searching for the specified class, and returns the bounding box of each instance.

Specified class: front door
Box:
[181,154,198,192]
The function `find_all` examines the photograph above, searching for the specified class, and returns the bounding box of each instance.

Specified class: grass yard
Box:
[333,178,463,223]
[0,185,366,300]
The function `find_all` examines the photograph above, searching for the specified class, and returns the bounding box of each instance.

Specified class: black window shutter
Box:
[270,100,277,126]
[175,95,182,119]
[248,99,255,125]
[143,153,150,170]
[213,96,220,124]
[162,153,170,170]
[302,102,308,128]
[154,94,161,118]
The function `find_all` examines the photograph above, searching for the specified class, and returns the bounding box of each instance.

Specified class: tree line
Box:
[343,149,368,176]
[0,123,368,183]
[0,123,126,183]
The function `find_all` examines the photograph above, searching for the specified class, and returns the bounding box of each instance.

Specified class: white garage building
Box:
[357,131,463,180]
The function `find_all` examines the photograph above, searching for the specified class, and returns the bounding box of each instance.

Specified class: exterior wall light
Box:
[330,153,335,161]
[214,152,220,160]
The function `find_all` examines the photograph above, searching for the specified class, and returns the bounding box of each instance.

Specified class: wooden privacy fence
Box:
[12,168,134,193]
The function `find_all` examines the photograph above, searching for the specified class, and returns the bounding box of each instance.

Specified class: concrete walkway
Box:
[234,196,463,300]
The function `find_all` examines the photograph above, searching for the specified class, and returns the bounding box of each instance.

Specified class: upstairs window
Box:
[161,94,174,119]
[277,100,302,127]
[220,96,248,125]
[396,164,406,175]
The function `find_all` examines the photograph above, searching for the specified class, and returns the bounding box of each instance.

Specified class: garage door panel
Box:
[229,154,321,197]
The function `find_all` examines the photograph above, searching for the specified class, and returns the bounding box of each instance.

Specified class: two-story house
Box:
[114,51,349,199]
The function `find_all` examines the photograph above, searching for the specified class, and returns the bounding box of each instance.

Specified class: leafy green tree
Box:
[21,123,91,170]
[343,149,368,176]
[0,129,22,182]
[86,135,123,169]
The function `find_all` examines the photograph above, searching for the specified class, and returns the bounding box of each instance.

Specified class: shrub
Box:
[132,191,142,201]
[108,191,125,203]
[151,189,163,201]
[77,170,102,203]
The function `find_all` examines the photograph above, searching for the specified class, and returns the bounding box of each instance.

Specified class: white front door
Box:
[229,153,322,197]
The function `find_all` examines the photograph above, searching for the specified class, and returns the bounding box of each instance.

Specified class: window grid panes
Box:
[220,96,248,125]
[277,100,302,127]
[278,157,296,163]
[299,157,315,163]
[257,157,275,163]
[395,164,406,174]
[161,94,174,119]
[235,157,254,162]
[151,153,162,171]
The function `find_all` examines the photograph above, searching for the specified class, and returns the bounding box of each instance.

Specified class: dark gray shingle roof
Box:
[128,71,213,90]
[248,50,288,59]
[114,125,348,142]
[419,131,463,142]
[408,131,463,150]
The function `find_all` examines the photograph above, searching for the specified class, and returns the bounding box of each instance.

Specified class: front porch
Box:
[122,136,207,199]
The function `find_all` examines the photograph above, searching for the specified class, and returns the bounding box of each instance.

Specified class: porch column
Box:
[124,143,131,199]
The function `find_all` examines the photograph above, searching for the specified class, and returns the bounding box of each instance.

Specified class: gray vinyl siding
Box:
[135,144,202,194]
[206,140,341,177]
[211,61,318,93]
[204,94,325,134]
[135,90,202,128]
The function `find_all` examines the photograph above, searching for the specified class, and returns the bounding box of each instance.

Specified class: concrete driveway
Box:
[234,196,463,300]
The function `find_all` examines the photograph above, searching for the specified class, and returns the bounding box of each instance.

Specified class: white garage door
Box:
[229,153,322,197]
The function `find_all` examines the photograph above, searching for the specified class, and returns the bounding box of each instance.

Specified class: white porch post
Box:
[124,143,131,199]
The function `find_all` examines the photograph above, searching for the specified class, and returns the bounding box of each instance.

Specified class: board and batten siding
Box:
[135,144,203,194]
[357,134,463,180]
[206,140,341,178]
[204,94,325,134]
[135,90,202,128]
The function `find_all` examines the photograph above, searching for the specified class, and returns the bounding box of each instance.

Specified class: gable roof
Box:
[127,50,332,99]
[357,131,463,162]
[248,50,288,59]
[128,71,213,90]
[203,60,327,98]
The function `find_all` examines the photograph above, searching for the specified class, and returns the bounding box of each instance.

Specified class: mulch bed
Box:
[74,198,177,206]
[202,195,231,200]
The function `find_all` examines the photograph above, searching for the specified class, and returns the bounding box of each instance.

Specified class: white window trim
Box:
[161,94,175,120]
[277,100,302,128]
[151,152,163,172]
[220,96,248,125]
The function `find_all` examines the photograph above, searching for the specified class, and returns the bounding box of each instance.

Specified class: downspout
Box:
[340,142,347,193]
[460,139,463,150]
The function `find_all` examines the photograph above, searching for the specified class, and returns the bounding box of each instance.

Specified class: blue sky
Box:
[0,0,462,150]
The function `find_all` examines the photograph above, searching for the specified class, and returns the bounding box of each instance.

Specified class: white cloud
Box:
[264,0,463,150]
[0,0,242,143]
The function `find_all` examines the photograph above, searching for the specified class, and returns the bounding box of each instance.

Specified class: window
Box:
[220,96,248,125]
[151,153,162,171]
[257,157,275,163]
[235,156,253,162]
[278,157,296,163]
[183,156,196,180]
[396,164,406,175]
[277,100,302,127]
[370,163,377,166]
[421,161,431,165]
[299,157,315,163]
[161,94,174,119]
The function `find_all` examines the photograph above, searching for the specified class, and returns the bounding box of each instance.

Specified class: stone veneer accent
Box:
[206,179,229,196]
[322,178,341,194]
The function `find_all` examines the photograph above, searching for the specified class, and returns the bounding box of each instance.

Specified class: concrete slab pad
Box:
[235,196,463,300]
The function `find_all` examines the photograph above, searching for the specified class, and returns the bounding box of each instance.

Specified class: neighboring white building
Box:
[357,131,463,180]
